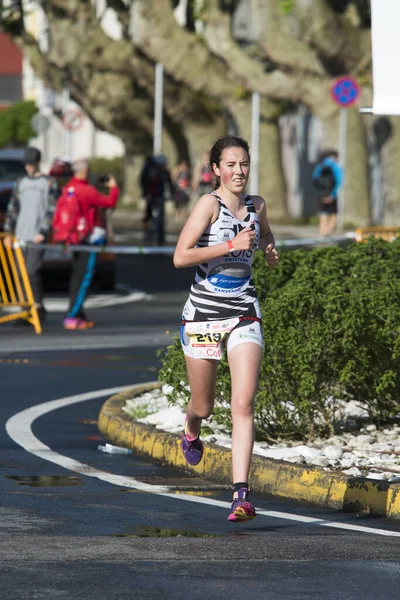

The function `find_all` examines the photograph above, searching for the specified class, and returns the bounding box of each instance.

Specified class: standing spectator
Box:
[171,159,191,216]
[192,151,215,196]
[139,155,172,245]
[312,150,343,237]
[3,146,60,324]
[54,158,119,330]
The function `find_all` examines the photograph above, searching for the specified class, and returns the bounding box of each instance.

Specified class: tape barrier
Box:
[13,232,357,255]
[0,234,42,334]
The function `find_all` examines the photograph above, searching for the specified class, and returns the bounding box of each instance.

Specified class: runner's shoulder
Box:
[247,194,266,212]
[195,192,219,214]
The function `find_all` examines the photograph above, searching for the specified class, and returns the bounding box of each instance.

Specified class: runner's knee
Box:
[231,397,255,419]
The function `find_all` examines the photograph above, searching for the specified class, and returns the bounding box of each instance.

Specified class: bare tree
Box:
[4,0,397,226]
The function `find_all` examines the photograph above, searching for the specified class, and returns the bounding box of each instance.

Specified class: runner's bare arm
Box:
[253,197,275,251]
[253,196,279,267]
[174,195,256,268]
[173,195,226,268]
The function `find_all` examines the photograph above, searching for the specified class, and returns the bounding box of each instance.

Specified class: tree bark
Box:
[122,151,143,207]
[381,117,400,226]
[230,98,288,220]
[322,108,370,227]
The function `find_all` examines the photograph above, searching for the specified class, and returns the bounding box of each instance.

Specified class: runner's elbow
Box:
[173,251,184,268]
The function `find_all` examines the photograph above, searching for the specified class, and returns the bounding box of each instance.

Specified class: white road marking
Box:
[5,385,400,538]
[3,286,152,314]
[0,334,172,354]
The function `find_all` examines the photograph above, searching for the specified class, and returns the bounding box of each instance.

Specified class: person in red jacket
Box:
[63,158,119,330]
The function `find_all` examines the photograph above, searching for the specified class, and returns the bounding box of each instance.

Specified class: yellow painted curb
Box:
[98,383,400,518]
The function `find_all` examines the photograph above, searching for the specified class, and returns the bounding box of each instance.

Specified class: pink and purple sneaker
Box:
[181,427,204,466]
[228,487,256,522]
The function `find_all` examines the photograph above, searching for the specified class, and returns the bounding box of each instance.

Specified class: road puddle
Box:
[6,475,82,487]
[115,526,220,538]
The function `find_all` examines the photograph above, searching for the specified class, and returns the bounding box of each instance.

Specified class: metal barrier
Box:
[355,227,400,243]
[0,232,357,337]
[14,232,357,254]
[0,234,42,334]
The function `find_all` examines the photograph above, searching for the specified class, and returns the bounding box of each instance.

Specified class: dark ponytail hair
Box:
[209,135,250,189]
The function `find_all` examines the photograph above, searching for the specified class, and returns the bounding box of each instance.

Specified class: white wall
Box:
[371,0,400,115]
[23,1,125,170]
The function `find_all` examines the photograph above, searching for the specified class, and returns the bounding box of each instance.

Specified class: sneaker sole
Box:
[64,323,95,330]
[180,434,204,466]
[181,447,204,466]
[228,508,256,522]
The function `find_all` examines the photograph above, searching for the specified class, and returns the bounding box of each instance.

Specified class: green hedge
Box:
[159,239,400,441]
[0,100,37,148]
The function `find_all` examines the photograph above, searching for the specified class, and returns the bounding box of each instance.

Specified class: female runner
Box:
[173,136,279,522]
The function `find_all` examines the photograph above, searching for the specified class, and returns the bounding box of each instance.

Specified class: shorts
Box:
[319,199,337,215]
[180,318,264,361]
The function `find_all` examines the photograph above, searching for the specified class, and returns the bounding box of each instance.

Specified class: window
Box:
[0,159,25,182]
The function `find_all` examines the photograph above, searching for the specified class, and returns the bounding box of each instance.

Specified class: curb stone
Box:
[97,383,400,519]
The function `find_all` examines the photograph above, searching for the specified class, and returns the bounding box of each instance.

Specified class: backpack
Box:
[52,185,91,244]
[312,165,335,196]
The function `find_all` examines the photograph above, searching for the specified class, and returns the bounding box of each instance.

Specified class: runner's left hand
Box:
[266,244,279,268]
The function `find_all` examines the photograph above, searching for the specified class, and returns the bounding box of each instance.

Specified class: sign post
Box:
[250,92,260,195]
[62,109,85,157]
[153,63,164,156]
[330,76,361,231]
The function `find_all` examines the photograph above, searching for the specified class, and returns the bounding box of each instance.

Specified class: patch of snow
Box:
[123,389,400,482]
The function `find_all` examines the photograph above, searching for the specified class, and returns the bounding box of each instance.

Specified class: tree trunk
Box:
[259,116,289,221]
[122,150,144,208]
[183,114,226,209]
[322,108,370,227]
[381,117,400,226]
[230,98,288,221]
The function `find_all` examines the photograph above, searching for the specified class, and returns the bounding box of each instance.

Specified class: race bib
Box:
[185,318,240,359]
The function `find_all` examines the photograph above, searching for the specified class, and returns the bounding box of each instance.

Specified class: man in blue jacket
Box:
[312,150,343,237]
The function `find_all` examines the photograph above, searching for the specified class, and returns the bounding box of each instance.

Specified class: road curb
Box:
[98,383,400,518]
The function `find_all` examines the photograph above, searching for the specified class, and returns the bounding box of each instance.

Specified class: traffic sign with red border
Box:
[330,76,360,108]
[62,109,85,132]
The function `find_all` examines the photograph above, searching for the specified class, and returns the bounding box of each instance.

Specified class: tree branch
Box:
[292,0,371,75]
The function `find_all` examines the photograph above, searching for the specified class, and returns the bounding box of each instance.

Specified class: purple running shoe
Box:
[228,488,256,522]
[181,430,204,466]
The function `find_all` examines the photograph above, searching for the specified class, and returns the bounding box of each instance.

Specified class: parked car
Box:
[0,149,26,232]
[0,149,115,291]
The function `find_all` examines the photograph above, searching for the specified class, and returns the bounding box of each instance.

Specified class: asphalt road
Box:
[1,255,400,600]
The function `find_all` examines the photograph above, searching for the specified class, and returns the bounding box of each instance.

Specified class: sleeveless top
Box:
[182,193,261,321]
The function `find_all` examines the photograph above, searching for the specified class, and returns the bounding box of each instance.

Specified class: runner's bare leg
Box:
[185,356,218,438]
[228,343,262,483]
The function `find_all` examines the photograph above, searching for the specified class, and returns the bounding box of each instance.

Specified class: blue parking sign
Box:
[330,76,360,108]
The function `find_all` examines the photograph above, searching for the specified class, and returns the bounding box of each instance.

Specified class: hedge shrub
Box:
[159,238,400,441]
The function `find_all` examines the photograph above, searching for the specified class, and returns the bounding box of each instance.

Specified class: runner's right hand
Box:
[231,228,256,251]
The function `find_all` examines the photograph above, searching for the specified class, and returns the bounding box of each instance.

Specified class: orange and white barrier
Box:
[0,234,41,334]
[355,227,400,243]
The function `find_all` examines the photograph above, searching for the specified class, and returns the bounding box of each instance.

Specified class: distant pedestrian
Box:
[3,146,60,324]
[312,150,343,237]
[139,155,173,245]
[171,159,191,216]
[52,158,119,330]
[173,135,279,523]
[192,151,215,196]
